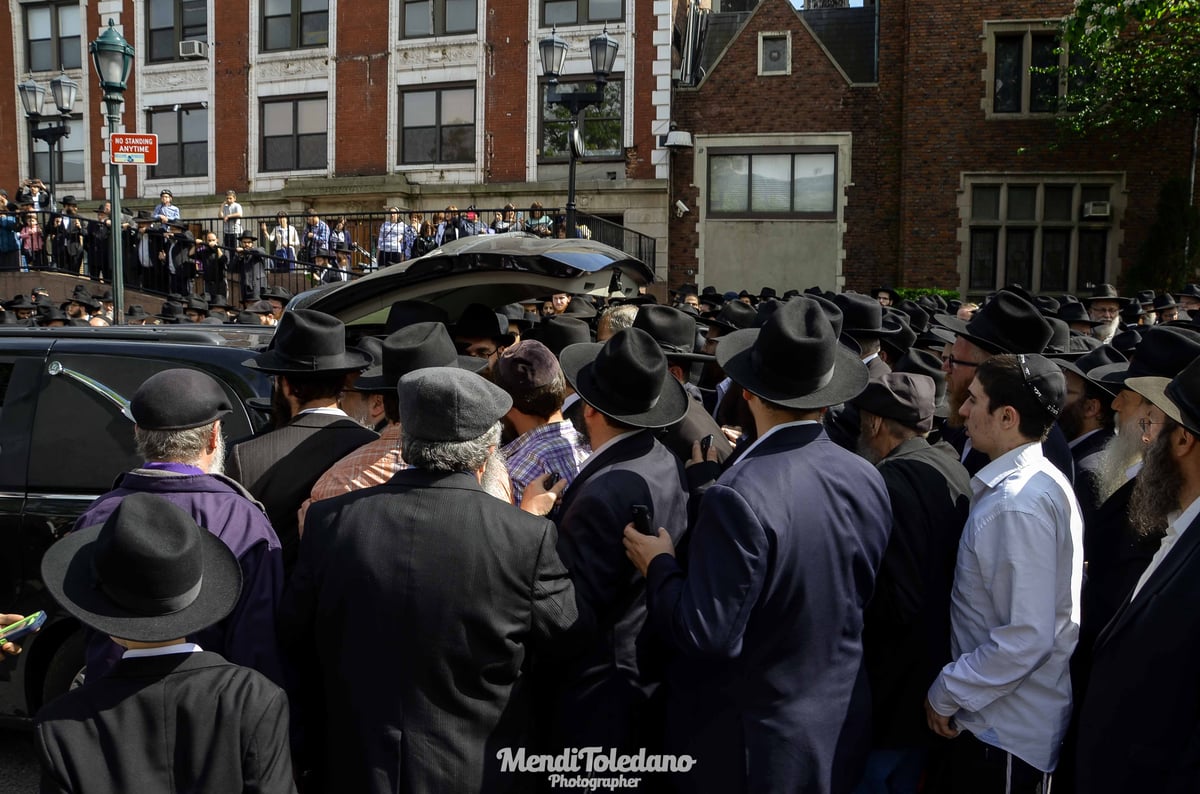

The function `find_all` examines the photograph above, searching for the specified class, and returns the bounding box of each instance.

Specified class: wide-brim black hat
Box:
[560,328,689,429]
[705,300,758,333]
[717,296,869,410]
[535,316,593,356]
[244,309,373,374]
[632,304,714,362]
[1084,283,1127,305]
[835,292,901,338]
[41,493,241,643]
[933,290,1052,354]
[5,295,36,311]
[354,322,484,392]
[1088,325,1200,388]
[1057,301,1107,328]
[1056,345,1127,397]
[451,303,517,346]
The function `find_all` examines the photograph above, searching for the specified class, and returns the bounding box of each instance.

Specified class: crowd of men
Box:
[4,278,1200,794]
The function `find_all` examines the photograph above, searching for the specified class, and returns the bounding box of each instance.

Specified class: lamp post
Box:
[89,20,134,324]
[18,73,78,215]
[538,28,618,239]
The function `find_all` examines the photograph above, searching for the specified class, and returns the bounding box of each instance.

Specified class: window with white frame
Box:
[707,147,837,219]
[398,86,475,165]
[25,3,81,73]
[984,21,1087,117]
[147,0,207,62]
[262,0,328,51]
[148,106,208,179]
[966,180,1114,294]
[261,96,328,172]
[401,0,476,38]
[539,78,623,162]
[541,0,622,26]
[29,116,84,184]
[759,32,791,76]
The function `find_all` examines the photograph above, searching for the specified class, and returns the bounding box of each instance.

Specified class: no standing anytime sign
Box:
[109,133,159,166]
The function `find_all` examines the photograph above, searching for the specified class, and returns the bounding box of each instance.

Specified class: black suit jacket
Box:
[35,652,294,794]
[278,469,577,794]
[657,396,734,465]
[864,437,971,748]
[1071,428,1113,528]
[1076,509,1200,793]
[226,411,376,572]
[545,430,689,752]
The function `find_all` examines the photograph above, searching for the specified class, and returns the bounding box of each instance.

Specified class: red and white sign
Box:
[109,133,158,166]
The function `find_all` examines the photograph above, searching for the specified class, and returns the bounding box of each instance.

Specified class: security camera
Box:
[674,200,690,218]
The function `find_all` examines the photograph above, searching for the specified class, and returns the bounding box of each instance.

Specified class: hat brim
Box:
[716,328,870,410]
[1055,358,1120,397]
[1087,362,1130,389]
[931,313,1013,355]
[560,342,690,429]
[243,348,373,375]
[1126,376,1200,435]
[353,355,486,391]
[41,522,242,643]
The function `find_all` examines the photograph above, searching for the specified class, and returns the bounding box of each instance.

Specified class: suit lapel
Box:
[557,431,652,516]
[1097,511,1200,648]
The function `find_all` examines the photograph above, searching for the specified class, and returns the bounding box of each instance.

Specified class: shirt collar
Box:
[578,429,642,476]
[122,642,202,659]
[972,440,1044,493]
[296,406,348,418]
[1167,493,1200,540]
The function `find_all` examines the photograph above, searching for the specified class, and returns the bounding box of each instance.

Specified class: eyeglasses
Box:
[459,344,498,359]
[1137,418,1163,434]
[942,356,979,370]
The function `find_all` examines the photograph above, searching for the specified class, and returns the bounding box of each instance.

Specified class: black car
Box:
[0,325,273,722]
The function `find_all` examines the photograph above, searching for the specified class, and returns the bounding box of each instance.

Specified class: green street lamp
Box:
[89,20,135,324]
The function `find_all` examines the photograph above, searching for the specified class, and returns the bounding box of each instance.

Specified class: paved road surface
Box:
[0,727,39,793]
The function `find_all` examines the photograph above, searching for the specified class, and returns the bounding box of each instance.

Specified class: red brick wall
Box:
[628,0,659,181]
[483,1,531,183]
[0,8,17,193]
[213,0,251,190]
[334,4,389,176]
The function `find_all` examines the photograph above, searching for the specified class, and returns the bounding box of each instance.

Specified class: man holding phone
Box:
[0,613,34,657]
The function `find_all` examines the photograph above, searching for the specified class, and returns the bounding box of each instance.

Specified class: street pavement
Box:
[0,727,39,793]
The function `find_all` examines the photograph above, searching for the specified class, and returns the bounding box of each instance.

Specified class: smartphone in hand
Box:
[632,505,655,536]
[0,611,46,644]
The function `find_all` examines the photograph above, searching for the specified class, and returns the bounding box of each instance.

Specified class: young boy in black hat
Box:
[35,493,295,793]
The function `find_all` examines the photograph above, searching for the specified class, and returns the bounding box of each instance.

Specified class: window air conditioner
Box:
[1083,201,1111,219]
[179,40,208,59]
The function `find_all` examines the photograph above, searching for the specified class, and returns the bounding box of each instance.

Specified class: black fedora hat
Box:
[1110,329,1141,358]
[705,300,758,333]
[560,295,598,320]
[262,285,293,302]
[716,296,869,410]
[560,328,689,429]
[41,493,241,643]
[895,299,930,334]
[127,369,233,429]
[880,313,917,360]
[1056,345,1127,398]
[1057,301,1106,328]
[243,309,373,374]
[535,315,592,356]
[500,303,535,333]
[1175,284,1200,301]
[452,303,516,346]
[354,322,483,392]
[1084,283,1127,305]
[632,304,713,362]
[155,302,186,323]
[1135,290,1156,308]
[385,299,450,333]
[5,295,36,311]
[893,347,950,418]
[835,292,900,338]
[1088,325,1200,388]
[69,285,99,310]
[872,286,901,304]
[125,304,148,320]
[1033,295,1061,317]
[1153,293,1178,312]
[934,290,1053,354]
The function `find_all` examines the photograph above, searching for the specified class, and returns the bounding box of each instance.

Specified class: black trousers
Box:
[932,732,1051,794]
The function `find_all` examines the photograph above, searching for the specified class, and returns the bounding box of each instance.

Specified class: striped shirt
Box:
[502,420,591,503]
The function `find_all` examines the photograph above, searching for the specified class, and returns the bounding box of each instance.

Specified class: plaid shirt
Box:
[502,420,591,503]
[297,423,406,531]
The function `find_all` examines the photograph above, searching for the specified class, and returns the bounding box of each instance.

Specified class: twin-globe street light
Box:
[89,19,135,324]
[538,28,618,240]
[18,73,78,217]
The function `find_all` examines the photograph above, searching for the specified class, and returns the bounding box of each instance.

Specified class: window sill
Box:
[254,47,330,63]
[398,32,479,44]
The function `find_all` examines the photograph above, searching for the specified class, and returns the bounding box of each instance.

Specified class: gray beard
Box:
[856,432,882,466]
[1129,429,1183,537]
[1093,317,1120,342]
[1093,427,1146,504]
[209,432,227,476]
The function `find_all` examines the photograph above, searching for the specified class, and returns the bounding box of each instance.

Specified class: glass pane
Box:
[440,126,475,162]
[265,0,291,15]
[1030,34,1059,113]
[403,128,436,163]
[404,1,431,37]
[404,92,437,126]
[263,137,295,171]
[1044,185,1073,221]
[149,30,176,62]
[584,117,622,157]
[263,103,294,136]
[30,45,53,74]
[32,152,50,184]
[264,18,292,50]
[301,0,327,10]
[542,120,568,158]
[544,1,577,26]
[750,154,792,213]
[149,0,174,28]
[710,155,749,213]
[1080,185,1110,205]
[762,37,788,73]
[972,185,1000,221]
[155,144,181,178]
[993,34,1023,113]
[297,134,326,169]
[1006,229,1034,288]
[181,108,207,142]
[793,153,835,212]
[61,36,82,70]
[1008,186,1036,221]
[296,98,326,134]
[441,89,474,125]
[182,0,207,31]
[446,0,475,32]
[58,5,80,37]
[27,7,51,39]
[1041,229,1070,292]
[183,142,207,176]
[588,0,622,21]
[970,229,998,290]
[1077,230,1107,290]
[300,13,328,46]
[152,111,178,143]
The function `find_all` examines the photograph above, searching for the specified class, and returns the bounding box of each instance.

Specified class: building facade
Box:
[668,0,1192,298]
[2,0,674,275]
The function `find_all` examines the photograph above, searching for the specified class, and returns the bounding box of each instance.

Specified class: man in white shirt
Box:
[1074,358,1200,793]
[926,353,1082,792]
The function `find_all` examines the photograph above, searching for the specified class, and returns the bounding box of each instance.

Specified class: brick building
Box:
[668,0,1192,298]
[2,0,674,275]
